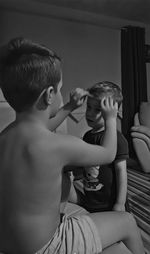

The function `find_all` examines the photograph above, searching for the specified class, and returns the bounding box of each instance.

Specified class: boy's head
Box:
[0,37,61,113]
[86,81,122,130]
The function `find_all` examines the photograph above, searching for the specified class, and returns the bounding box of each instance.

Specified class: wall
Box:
[0,8,121,136]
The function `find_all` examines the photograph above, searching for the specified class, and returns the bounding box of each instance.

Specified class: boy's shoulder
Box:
[44,131,83,152]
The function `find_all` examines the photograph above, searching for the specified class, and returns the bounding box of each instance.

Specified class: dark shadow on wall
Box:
[121,26,147,158]
[0,8,6,43]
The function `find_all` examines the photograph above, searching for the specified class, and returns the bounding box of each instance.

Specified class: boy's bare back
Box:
[0,106,118,254]
[0,37,119,254]
[0,121,66,253]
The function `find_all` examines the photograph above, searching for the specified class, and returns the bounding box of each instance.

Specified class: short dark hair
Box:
[88,81,123,107]
[0,37,61,112]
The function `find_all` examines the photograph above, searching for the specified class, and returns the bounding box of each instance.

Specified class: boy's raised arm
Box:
[100,97,118,157]
[61,97,118,167]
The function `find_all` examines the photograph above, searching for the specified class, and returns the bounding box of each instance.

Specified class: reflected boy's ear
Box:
[43,86,54,105]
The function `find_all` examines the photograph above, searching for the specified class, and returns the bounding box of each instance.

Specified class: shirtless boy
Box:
[0,37,144,254]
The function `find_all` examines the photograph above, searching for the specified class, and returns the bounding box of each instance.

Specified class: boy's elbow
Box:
[107,149,117,164]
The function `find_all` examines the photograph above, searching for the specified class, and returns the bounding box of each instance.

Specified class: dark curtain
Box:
[121,26,147,157]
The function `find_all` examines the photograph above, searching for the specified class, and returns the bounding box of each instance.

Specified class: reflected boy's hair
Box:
[88,81,123,108]
[0,37,61,112]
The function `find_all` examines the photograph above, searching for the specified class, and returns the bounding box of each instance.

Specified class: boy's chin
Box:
[87,122,94,128]
[86,120,104,130]
[50,112,57,118]
[93,124,104,131]
[50,109,58,118]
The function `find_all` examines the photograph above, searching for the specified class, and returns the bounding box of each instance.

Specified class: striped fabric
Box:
[127,168,150,254]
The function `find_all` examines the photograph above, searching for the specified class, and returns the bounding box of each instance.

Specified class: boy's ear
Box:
[44,86,54,105]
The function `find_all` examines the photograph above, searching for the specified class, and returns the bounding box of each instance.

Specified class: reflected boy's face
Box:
[85,97,104,130]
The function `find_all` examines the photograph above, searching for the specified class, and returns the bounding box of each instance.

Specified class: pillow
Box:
[139,102,150,128]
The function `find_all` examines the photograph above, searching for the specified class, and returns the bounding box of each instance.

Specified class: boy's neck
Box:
[15,109,50,128]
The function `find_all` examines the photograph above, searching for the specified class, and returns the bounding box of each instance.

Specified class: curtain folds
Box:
[121,26,147,157]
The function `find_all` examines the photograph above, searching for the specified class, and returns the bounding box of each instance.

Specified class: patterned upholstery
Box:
[127,168,150,254]
[139,102,150,128]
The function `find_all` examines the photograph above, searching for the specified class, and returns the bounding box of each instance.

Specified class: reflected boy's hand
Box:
[69,88,89,110]
[101,97,118,120]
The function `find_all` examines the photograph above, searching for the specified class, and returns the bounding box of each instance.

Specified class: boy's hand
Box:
[101,97,118,120]
[68,88,89,111]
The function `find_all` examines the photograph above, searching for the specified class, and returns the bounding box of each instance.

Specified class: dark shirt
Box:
[81,129,129,212]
